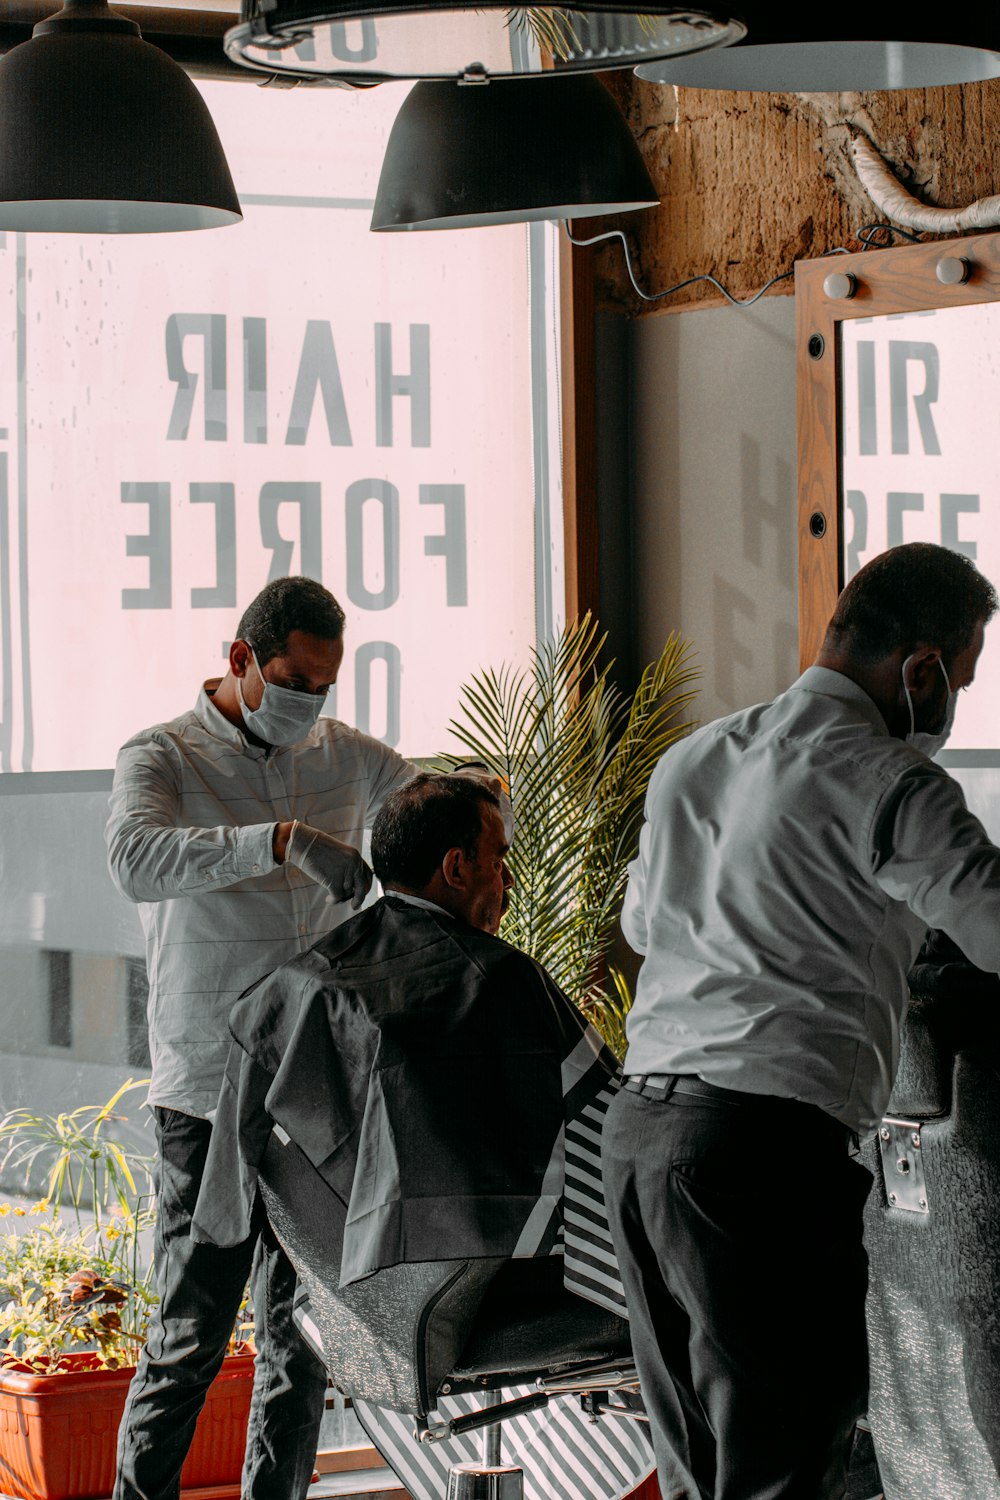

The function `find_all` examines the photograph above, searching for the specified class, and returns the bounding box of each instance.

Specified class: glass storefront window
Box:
[0,76,566,1434]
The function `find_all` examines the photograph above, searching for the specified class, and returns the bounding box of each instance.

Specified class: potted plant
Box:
[0,1081,254,1500]
[444,614,699,1052]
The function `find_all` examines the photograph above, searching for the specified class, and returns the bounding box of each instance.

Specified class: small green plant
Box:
[0,1205,156,1371]
[0,1081,254,1374]
[0,1080,157,1372]
[0,1079,155,1225]
[443,616,699,1054]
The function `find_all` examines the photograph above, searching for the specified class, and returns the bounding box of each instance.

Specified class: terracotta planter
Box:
[0,1349,255,1500]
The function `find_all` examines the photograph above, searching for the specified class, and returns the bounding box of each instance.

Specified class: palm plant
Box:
[442,616,699,1055]
[507,6,583,59]
[507,6,658,60]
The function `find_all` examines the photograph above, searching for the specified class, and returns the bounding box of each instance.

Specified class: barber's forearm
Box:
[107,749,278,900]
[875,771,1000,970]
[107,817,277,901]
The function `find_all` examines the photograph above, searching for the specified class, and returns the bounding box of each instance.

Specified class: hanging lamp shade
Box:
[635,5,1000,89]
[0,0,242,233]
[225,1,745,84]
[370,73,659,230]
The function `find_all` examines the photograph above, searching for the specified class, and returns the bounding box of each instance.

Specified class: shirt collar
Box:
[194,680,268,757]
[384,890,455,920]
[789,665,891,737]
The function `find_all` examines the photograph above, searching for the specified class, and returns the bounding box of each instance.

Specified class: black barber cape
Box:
[191,896,620,1291]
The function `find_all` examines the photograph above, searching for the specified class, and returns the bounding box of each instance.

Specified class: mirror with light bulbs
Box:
[797,229,1000,825]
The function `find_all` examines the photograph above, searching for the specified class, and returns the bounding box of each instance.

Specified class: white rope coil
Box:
[852,133,1000,233]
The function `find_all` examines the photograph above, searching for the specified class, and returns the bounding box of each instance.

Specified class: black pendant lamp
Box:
[225,1,746,85]
[0,0,242,233]
[371,73,659,231]
[635,5,1000,90]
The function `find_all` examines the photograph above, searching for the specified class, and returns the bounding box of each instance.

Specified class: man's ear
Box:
[440,846,466,891]
[903,644,943,695]
[230,639,253,679]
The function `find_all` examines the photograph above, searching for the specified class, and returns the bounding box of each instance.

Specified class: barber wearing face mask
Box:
[106,576,419,1500]
[602,542,1000,1500]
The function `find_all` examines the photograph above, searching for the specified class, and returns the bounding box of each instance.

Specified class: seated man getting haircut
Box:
[193,772,617,1287]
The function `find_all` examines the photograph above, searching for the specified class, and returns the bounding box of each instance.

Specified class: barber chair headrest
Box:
[888,988,1000,1119]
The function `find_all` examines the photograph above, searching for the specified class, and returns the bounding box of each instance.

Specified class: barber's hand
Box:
[452,760,500,794]
[452,762,515,843]
[285,822,373,909]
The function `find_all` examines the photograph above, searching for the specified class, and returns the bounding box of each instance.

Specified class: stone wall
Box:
[590,74,1000,314]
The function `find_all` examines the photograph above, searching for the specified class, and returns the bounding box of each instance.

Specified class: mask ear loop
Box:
[902,653,951,739]
[235,648,253,715]
[901,653,917,738]
[234,646,266,729]
[240,643,267,690]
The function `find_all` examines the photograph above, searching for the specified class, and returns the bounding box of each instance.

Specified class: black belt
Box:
[620,1073,857,1146]
[621,1073,738,1103]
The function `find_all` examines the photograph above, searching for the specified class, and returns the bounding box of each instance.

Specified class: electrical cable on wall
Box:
[563,220,930,310]
[563,223,794,306]
[855,223,924,249]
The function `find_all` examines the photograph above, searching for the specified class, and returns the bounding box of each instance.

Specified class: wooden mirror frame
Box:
[796,229,1000,669]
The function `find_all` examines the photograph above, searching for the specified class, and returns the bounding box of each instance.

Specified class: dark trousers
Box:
[114,1108,329,1500]
[602,1084,871,1500]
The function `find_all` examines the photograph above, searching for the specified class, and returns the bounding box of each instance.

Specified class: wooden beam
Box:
[559,227,600,624]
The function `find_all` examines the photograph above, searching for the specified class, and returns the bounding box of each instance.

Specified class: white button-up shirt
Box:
[106,683,417,1117]
[622,666,1000,1134]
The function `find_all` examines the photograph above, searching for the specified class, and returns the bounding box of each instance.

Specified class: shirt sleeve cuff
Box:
[236,823,279,879]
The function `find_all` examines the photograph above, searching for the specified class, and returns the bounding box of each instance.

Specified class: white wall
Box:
[629,295,799,727]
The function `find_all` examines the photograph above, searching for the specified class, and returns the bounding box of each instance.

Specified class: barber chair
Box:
[860,968,1000,1500]
[257,1129,657,1500]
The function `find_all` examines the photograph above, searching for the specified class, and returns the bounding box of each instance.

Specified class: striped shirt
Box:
[106,682,417,1117]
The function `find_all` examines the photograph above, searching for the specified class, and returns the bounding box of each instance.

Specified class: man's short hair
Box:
[236,577,346,666]
[824,543,998,665]
[372,773,501,889]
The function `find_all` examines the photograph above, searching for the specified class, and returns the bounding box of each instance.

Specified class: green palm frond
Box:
[504,7,659,61]
[442,616,699,1054]
[505,6,582,59]
[578,963,634,1060]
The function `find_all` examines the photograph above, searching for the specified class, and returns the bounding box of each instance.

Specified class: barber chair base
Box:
[446,1465,524,1500]
[351,1384,654,1500]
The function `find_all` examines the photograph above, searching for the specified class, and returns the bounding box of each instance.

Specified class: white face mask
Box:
[236,648,325,747]
[903,656,958,759]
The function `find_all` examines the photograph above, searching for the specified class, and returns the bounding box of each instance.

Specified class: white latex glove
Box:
[285,822,373,909]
